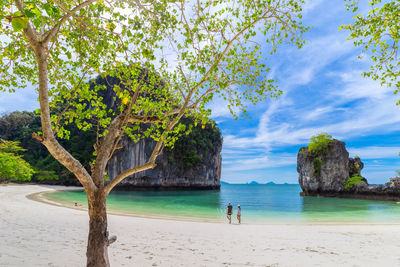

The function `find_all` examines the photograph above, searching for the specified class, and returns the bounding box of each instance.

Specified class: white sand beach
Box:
[1,184,400,267]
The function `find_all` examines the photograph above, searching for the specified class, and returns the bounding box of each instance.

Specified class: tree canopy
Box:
[0,139,34,182]
[341,0,400,102]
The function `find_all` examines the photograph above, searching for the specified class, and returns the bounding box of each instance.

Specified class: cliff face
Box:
[106,137,222,189]
[106,119,223,190]
[297,139,400,201]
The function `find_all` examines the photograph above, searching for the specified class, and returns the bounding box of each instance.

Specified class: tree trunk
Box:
[86,191,110,267]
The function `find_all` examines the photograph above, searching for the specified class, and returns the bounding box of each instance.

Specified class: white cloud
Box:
[303,0,324,14]
[302,106,336,121]
[332,70,393,100]
[348,146,400,159]
[223,154,297,172]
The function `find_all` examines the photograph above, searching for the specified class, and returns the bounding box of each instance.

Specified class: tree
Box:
[0,0,307,266]
[0,139,34,181]
[340,0,400,103]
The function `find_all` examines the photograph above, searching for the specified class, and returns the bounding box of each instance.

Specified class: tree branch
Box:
[14,0,40,47]
[104,162,156,195]
[25,20,97,191]
[107,83,142,160]
[44,0,98,44]
[92,113,125,187]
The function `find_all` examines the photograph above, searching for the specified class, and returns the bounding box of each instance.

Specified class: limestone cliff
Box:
[297,140,363,194]
[106,121,222,189]
[297,139,400,201]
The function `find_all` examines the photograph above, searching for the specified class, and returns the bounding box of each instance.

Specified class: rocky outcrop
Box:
[345,179,400,201]
[106,122,222,190]
[297,139,400,201]
[297,140,361,194]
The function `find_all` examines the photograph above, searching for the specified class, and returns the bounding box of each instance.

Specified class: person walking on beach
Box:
[226,202,233,224]
[237,205,241,224]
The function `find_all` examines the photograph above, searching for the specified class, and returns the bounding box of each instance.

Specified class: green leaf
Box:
[43,4,54,16]
[11,17,28,31]
[24,9,35,18]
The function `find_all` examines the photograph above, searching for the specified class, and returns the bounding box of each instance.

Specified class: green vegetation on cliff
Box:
[167,118,222,169]
[307,133,334,176]
[308,133,333,155]
[313,157,322,176]
[344,174,366,190]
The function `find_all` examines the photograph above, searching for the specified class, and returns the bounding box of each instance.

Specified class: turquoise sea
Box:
[44,184,400,223]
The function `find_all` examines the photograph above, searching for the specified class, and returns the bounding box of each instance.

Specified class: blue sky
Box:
[1,0,399,184]
[210,0,400,184]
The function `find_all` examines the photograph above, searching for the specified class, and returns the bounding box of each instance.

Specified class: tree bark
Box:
[86,190,110,267]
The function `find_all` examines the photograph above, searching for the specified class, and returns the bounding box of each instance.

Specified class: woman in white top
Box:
[237,205,241,224]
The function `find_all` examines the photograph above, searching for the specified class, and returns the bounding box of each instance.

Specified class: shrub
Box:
[344,174,365,190]
[0,139,34,182]
[308,132,333,155]
[0,152,34,182]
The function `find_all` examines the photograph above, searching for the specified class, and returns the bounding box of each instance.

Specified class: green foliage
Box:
[0,139,26,154]
[344,174,366,190]
[396,170,400,176]
[308,133,333,155]
[341,0,400,102]
[167,117,222,169]
[36,171,59,181]
[313,157,322,175]
[0,111,95,183]
[0,139,34,182]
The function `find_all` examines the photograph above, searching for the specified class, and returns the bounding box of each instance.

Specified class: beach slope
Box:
[1,184,400,266]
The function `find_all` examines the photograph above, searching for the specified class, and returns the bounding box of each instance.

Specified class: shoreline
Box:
[30,185,400,226]
[3,184,400,266]
[28,189,224,224]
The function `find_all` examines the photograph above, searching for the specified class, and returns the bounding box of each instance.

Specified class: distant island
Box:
[245,181,277,185]
[208,180,292,185]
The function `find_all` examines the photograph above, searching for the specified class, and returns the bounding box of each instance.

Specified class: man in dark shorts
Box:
[226,202,233,224]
